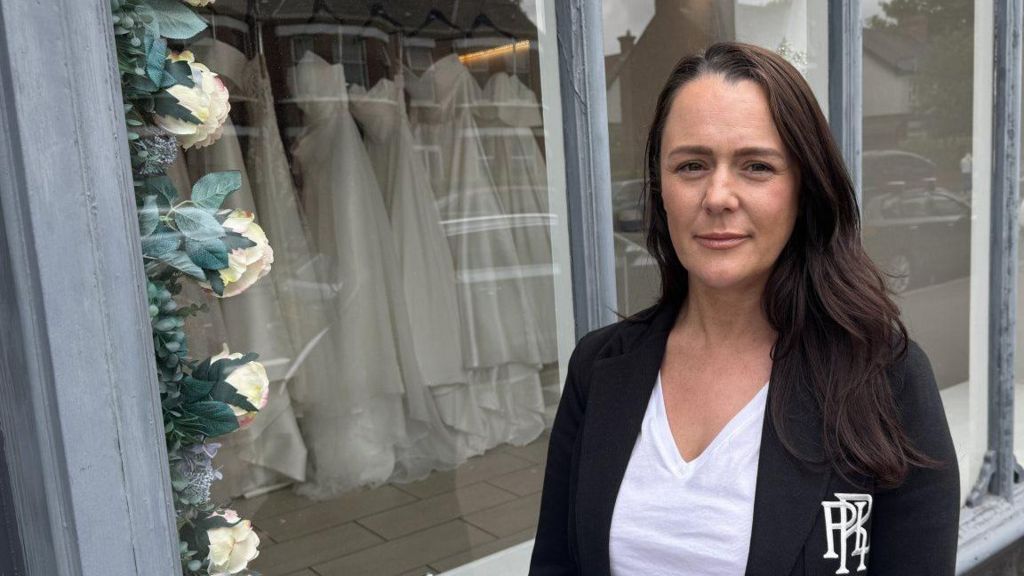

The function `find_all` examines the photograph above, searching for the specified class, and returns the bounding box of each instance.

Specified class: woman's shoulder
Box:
[570,303,670,368]
[883,338,953,462]
[888,337,939,399]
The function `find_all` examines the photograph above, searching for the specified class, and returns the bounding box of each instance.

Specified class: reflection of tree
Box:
[867,0,973,184]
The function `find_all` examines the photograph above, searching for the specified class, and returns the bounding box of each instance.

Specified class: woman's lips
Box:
[694,234,749,249]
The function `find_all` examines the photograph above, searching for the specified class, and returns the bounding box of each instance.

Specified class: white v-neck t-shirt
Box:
[609,371,769,576]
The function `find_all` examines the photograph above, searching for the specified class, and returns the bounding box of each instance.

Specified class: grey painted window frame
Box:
[957,0,1024,571]
[984,0,1022,502]
[829,0,862,204]
[0,0,181,574]
[556,0,620,339]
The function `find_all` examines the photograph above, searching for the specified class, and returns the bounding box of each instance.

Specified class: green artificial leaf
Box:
[152,91,201,125]
[221,231,256,251]
[163,59,194,89]
[204,268,224,296]
[126,72,158,94]
[192,356,213,381]
[145,175,180,206]
[144,34,167,87]
[160,250,205,279]
[180,375,216,405]
[184,236,229,270]
[141,229,180,259]
[152,317,177,332]
[147,0,208,39]
[209,380,256,412]
[138,195,160,236]
[186,401,240,438]
[191,171,241,211]
[211,352,258,380]
[174,206,224,241]
[226,390,258,413]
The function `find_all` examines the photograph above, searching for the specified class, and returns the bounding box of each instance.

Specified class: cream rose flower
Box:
[210,344,269,429]
[154,51,230,150]
[199,210,274,298]
[206,509,259,575]
[183,0,215,6]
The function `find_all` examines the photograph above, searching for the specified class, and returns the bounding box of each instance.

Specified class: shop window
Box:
[152,2,569,573]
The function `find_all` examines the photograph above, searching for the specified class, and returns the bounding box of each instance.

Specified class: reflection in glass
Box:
[861,0,978,502]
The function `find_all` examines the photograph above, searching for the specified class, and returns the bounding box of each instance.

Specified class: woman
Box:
[529,42,959,576]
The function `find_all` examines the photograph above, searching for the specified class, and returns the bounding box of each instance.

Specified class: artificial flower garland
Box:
[111,0,270,573]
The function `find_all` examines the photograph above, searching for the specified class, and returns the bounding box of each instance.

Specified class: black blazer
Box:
[529,302,960,575]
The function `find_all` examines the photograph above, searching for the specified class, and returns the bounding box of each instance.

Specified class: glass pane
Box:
[164,2,570,573]
[601,0,829,316]
[861,0,981,501]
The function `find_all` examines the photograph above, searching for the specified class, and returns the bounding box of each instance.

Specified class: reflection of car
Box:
[862,149,971,293]
[612,178,645,232]
[862,150,940,202]
[862,188,971,293]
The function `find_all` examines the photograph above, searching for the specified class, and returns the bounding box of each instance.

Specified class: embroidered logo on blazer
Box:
[822,493,873,574]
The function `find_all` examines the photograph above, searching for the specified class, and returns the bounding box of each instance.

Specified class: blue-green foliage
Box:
[115,1,267,573]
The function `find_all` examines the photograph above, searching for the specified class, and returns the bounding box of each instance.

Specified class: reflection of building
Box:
[604,0,731,180]
[603,0,826,181]
[862,26,927,148]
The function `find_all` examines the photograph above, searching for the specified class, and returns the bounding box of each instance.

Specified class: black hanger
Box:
[307,0,345,25]
[362,3,404,32]
[244,0,263,58]
[406,8,464,38]
[468,13,516,40]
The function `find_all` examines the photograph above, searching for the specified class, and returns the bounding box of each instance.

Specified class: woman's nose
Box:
[701,167,739,213]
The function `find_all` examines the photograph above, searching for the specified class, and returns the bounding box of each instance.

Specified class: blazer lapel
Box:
[744,365,833,576]
[574,304,677,576]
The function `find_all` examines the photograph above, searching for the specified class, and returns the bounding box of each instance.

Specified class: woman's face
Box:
[659,74,800,294]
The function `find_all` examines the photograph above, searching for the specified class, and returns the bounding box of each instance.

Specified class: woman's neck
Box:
[674,280,776,350]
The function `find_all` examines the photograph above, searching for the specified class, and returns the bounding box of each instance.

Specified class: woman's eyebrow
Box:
[664,144,785,159]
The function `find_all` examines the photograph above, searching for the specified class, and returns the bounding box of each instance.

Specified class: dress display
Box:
[289,52,457,497]
[411,54,546,451]
[184,38,308,498]
[168,30,560,500]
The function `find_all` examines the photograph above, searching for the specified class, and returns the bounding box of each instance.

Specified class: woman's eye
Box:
[677,162,703,172]
[748,162,773,173]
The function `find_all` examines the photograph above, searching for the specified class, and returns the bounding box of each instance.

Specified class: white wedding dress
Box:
[411,55,546,451]
[183,38,308,498]
[478,72,558,365]
[242,53,335,415]
[350,76,465,389]
[289,52,456,497]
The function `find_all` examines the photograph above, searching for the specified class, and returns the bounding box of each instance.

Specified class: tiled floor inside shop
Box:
[233,431,550,576]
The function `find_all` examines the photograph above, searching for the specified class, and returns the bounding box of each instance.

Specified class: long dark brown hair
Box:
[638,41,938,489]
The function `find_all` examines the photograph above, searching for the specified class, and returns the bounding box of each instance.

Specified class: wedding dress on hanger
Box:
[242,53,335,414]
[187,38,296,383]
[184,37,308,498]
[478,72,558,365]
[289,52,455,497]
[410,54,546,451]
[350,75,465,389]
[351,73,482,464]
